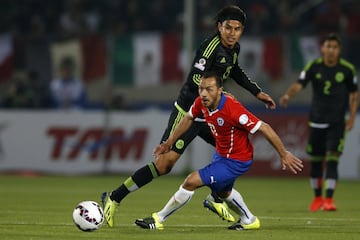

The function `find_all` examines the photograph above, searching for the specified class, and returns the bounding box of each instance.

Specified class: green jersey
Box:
[176,33,261,112]
[298,58,358,124]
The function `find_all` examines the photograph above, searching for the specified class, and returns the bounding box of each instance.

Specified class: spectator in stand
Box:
[50,57,87,110]
[27,70,52,109]
[1,77,36,109]
[314,0,344,35]
[344,0,360,67]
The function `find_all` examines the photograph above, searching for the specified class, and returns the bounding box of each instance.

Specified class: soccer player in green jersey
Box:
[102,5,276,227]
[279,33,359,211]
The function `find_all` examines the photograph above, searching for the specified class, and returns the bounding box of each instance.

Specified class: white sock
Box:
[157,185,194,223]
[310,177,323,189]
[325,178,336,190]
[224,189,255,224]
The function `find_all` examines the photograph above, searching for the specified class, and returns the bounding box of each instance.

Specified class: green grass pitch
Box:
[0,174,359,240]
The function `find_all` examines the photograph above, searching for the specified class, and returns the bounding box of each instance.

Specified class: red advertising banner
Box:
[247,113,310,177]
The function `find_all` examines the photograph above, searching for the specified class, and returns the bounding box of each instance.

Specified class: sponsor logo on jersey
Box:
[210,176,217,184]
[194,58,206,71]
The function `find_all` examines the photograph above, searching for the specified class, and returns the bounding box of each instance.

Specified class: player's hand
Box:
[257,92,276,109]
[279,94,290,108]
[281,151,303,174]
[153,142,171,157]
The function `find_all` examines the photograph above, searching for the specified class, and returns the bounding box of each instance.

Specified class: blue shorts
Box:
[198,151,253,192]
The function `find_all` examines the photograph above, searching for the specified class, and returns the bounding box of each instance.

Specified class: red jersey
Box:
[189,94,262,161]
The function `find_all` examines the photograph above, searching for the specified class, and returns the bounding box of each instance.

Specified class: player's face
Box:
[217,20,244,48]
[198,77,223,110]
[321,40,341,66]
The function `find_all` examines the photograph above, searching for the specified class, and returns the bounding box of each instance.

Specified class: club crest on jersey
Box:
[216,117,225,126]
[175,139,185,149]
[194,58,206,71]
[335,72,344,82]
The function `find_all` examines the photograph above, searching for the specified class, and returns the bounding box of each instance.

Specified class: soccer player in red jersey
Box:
[135,71,303,230]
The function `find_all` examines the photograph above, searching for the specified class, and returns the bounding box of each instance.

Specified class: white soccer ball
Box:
[72,201,104,231]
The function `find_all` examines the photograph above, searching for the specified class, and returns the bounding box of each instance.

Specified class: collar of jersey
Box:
[208,93,226,115]
[218,93,226,110]
[213,93,226,111]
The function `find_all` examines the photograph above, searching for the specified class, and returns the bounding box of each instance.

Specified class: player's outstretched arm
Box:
[258,122,303,174]
[346,91,359,131]
[231,66,276,109]
[279,82,303,108]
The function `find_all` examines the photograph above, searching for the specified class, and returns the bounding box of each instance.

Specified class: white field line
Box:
[3,215,359,227]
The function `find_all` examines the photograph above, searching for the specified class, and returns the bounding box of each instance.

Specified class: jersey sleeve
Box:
[348,74,358,92]
[230,65,262,96]
[189,97,203,119]
[232,100,262,134]
[297,60,316,87]
[342,59,358,92]
[188,36,220,86]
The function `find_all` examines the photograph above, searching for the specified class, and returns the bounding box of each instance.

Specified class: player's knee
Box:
[182,172,202,191]
[154,152,180,175]
[310,161,323,178]
[154,160,173,175]
[182,178,197,191]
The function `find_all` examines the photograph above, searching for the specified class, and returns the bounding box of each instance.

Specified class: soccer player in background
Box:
[279,33,358,211]
[102,5,277,227]
[135,72,303,230]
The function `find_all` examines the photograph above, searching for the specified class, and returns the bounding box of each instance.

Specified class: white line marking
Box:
[3,215,359,227]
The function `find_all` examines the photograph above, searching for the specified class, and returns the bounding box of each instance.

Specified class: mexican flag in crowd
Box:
[238,36,283,80]
[112,33,183,86]
[290,35,321,71]
[0,32,322,86]
[50,34,107,82]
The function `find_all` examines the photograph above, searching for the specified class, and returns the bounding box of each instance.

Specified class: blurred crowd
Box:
[0,0,359,110]
[2,0,359,36]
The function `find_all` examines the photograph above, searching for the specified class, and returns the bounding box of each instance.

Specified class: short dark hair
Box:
[321,33,342,46]
[60,56,75,70]
[201,71,223,88]
[215,5,246,26]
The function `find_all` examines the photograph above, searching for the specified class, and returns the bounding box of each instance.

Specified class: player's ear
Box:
[217,22,223,32]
